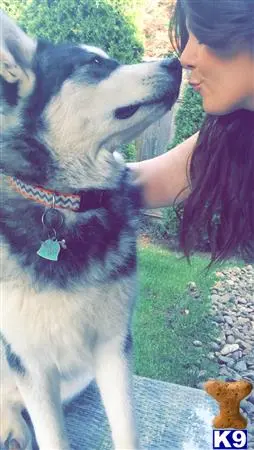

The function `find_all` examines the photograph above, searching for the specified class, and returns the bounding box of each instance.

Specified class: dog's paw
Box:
[0,408,32,450]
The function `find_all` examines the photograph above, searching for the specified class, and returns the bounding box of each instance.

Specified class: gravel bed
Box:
[189,264,254,445]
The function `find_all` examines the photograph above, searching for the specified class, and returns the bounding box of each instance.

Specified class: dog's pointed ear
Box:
[0,9,36,97]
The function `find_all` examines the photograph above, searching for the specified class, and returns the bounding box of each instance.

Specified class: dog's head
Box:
[0,9,182,188]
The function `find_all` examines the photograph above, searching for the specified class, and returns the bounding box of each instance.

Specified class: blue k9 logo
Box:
[213,430,248,449]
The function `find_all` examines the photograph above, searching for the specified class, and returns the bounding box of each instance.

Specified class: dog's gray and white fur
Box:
[0,9,182,450]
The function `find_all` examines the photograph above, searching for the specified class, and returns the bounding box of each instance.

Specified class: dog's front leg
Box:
[15,365,70,450]
[94,339,139,450]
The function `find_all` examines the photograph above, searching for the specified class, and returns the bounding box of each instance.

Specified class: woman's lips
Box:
[189,83,201,92]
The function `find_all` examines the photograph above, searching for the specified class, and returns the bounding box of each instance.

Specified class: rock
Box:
[221,293,235,303]
[231,350,243,360]
[226,335,235,344]
[211,294,221,303]
[223,367,242,381]
[215,272,225,278]
[236,340,252,351]
[248,425,254,436]
[238,297,247,304]
[193,340,202,347]
[231,328,242,338]
[221,343,239,356]
[213,315,224,324]
[234,360,247,372]
[249,439,254,449]
[248,394,254,406]
[224,316,234,326]
[218,355,232,365]
[227,359,236,369]
[238,317,249,326]
[241,400,254,416]
[210,342,221,351]
[219,366,230,377]
[247,358,254,369]
[242,372,254,382]
[224,329,233,336]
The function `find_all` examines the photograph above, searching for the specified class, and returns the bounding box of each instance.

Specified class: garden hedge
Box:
[2,0,145,64]
[161,84,208,249]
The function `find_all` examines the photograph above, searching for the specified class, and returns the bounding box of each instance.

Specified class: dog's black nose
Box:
[161,57,182,79]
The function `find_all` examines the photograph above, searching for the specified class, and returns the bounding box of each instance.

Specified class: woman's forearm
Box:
[128,132,199,208]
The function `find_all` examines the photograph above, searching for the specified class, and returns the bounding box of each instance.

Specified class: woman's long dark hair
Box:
[169,0,254,271]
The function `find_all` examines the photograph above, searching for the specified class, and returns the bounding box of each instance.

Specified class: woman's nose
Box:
[180,39,197,70]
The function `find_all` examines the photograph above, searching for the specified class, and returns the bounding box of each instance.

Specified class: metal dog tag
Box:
[37,239,61,261]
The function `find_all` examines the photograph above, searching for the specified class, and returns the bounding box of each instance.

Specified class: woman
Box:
[130,0,254,269]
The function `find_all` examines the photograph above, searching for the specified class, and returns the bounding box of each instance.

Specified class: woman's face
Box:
[180,28,254,115]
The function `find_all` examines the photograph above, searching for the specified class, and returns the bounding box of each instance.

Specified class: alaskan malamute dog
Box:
[0,9,182,450]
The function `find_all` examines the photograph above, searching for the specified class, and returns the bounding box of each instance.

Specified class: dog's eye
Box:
[92,56,102,65]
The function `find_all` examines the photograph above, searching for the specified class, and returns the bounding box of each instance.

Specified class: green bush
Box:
[162,85,218,252]
[169,84,205,150]
[121,142,136,162]
[162,84,206,245]
[160,207,179,238]
[2,0,145,64]
[2,0,25,20]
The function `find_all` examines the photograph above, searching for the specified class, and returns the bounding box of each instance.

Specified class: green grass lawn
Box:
[133,242,246,387]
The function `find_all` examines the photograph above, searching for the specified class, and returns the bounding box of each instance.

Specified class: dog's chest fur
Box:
[1,256,136,360]
[1,262,136,400]
[0,169,139,395]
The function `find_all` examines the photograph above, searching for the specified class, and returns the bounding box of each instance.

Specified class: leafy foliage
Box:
[169,84,205,150]
[2,0,145,64]
[162,85,207,248]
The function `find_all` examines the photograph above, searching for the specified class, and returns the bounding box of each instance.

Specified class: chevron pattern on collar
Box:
[8,177,81,211]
